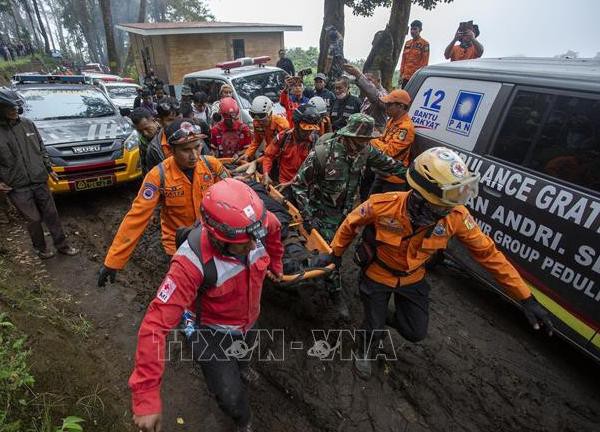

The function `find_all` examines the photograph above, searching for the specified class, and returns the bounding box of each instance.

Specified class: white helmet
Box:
[250,95,273,116]
[308,96,328,116]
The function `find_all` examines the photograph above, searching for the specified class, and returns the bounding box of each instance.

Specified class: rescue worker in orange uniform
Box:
[369,89,415,194]
[262,104,321,186]
[330,147,553,379]
[444,21,484,62]
[239,95,289,162]
[399,20,430,88]
[97,120,228,287]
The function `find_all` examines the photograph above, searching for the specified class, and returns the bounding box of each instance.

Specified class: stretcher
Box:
[222,158,336,285]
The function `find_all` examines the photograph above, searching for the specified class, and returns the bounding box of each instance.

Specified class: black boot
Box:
[352,342,373,380]
[330,290,350,322]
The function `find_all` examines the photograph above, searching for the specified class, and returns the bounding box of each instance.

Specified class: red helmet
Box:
[219,97,239,118]
[201,178,267,243]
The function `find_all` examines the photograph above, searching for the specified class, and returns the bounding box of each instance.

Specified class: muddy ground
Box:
[1,182,599,431]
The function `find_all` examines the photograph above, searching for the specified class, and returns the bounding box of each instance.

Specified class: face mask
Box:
[407,191,451,227]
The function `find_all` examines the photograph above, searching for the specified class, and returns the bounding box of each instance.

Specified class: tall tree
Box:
[122,0,147,74]
[22,0,41,48]
[320,0,453,90]
[317,0,345,73]
[361,0,453,89]
[47,0,68,55]
[31,0,50,53]
[99,0,119,72]
[40,0,57,51]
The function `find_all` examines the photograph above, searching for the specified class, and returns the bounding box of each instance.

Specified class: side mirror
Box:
[119,107,131,117]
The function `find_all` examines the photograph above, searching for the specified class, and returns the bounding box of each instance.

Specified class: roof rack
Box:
[12,74,92,85]
[216,56,271,73]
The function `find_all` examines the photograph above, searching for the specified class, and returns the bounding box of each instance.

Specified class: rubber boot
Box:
[354,335,373,381]
[353,347,373,380]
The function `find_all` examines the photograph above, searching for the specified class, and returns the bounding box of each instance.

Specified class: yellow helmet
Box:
[406,147,480,207]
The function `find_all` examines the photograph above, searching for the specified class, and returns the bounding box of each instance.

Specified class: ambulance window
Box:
[184,78,226,103]
[528,95,600,192]
[492,91,552,165]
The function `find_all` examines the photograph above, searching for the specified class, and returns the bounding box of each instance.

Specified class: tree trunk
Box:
[9,1,27,41]
[363,0,411,90]
[32,0,51,53]
[40,0,57,51]
[99,0,120,73]
[122,0,147,75]
[47,0,68,55]
[22,0,42,49]
[317,0,345,73]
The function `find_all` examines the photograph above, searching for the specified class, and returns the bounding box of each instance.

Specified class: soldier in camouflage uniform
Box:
[292,113,407,319]
[293,113,407,241]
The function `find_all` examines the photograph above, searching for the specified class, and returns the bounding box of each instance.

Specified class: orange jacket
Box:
[244,115,290,159]
[104,156,227,269]
[400,37,430,81]
[370,113,415,183]
[450,44,481,62]
[331,192,531,300]
[160,131,171,159]
[262,130,311,184]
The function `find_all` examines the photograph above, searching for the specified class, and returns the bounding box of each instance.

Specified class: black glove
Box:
[303,216,322,233]
[329,253,342,269]
[521,296,553,336]
[97,265,117,287]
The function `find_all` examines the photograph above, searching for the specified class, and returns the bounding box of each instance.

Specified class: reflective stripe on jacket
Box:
[128,215,283,416]
[331,191,531,299]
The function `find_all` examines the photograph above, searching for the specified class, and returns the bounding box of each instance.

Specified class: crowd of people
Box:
[0,39,36,62]
[0,19,552,432]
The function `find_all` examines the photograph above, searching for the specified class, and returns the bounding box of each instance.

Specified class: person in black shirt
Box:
[330,76,362,131]
[276,49,295,76]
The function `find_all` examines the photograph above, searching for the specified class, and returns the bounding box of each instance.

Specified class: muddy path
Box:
[3,183,599,431]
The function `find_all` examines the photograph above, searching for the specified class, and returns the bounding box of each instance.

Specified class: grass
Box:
[0,53,59,85]
[0,256,89,431]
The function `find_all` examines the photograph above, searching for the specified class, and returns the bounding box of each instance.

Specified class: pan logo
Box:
[446,90,484,137]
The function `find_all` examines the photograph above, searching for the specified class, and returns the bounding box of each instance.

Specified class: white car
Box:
[98,81,141,111]
[182,57,287,126]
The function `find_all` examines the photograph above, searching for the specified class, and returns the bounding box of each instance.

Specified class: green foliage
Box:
[285,46,318,85]
[0,313,35,431]
[148,0,214,22]
[54,416,84,432]
[346,0,454,16]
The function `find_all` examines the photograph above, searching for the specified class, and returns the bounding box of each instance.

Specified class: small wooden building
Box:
[116,21,302,85]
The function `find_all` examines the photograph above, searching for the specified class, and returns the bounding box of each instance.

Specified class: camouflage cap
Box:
[337,113,381,138]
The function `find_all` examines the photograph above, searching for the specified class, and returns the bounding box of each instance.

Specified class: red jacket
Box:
[210,120,251,158]
[263,130,312,183]
[279,89,309,128]
[128,213,283,416]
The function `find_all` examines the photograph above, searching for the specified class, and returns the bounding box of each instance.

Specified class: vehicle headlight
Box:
[123,131,139,151]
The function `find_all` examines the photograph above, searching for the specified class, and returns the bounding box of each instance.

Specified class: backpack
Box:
[174,224,217,317]
[312,132,335,183]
